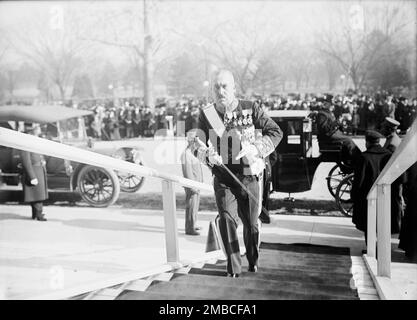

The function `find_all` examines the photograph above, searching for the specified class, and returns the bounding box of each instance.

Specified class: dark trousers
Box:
[213,173,263,275]
[185,188,200,233]
[30,201,43,218]
[260,178,271,222]
[125,124,134,139]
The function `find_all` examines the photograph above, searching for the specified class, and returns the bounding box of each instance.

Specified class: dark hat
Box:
[365,130,384,143]
[324,94,333,103]
[384,117,400,128]
[23,122,36,133]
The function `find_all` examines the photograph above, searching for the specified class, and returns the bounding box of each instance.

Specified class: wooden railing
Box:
[366,117,417,278]
[0,127,213,265]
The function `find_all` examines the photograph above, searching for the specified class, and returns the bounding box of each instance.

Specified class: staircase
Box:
[75,243,360,300]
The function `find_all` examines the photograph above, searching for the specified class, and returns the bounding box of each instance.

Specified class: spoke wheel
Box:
[326,164,348,198]
[335,173,354,217]
[77,166,120,207]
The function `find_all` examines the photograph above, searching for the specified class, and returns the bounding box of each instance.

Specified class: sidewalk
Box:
[0,203,413,300]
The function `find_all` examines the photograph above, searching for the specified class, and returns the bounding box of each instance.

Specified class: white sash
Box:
[202,104,225,138]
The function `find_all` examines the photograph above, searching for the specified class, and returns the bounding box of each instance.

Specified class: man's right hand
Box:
[207,149,223,166]
[30,178,38,186]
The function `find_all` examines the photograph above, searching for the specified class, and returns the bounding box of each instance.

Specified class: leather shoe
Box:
[195,226,202,231]
[227,273,239,278]
[35,214,47,221]
[259,214,270,224]
[248,265,258,272]
[185,230,200,236]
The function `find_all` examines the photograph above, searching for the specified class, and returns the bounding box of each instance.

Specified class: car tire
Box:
[76,165,120,207]
[113,148,145,193]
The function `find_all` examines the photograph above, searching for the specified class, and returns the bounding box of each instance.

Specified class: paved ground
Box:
[0,202,369,299]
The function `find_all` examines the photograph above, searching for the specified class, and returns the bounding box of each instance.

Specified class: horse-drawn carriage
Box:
[268,110,354,216]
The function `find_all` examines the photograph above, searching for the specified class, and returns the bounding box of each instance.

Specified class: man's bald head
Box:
[212,69,236,111]
[214,69,235,84]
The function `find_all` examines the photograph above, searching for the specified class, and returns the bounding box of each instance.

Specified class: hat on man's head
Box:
[23,122,40,133]
[365,130,384,143]
[324,94,333,103]
[384,117,400,128]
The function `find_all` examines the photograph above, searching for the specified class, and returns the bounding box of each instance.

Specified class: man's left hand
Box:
[236,144,259,163]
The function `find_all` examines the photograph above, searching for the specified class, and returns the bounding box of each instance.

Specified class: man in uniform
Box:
[351,130,391,247]
[380,117,404,234]
[380,117,402,153]
[191,70,282,277]
[21,123,48,221]
[315,98,362,167]
[181,131,204,236]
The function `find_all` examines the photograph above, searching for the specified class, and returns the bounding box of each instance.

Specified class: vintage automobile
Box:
[0,105,145,207]
[268,109,354,216]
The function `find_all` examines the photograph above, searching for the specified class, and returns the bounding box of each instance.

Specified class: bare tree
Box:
[313,1,414,91]
[9,7,91,101]
[250,43,289,95]
[200,14,287,95]
[79,0,173,109]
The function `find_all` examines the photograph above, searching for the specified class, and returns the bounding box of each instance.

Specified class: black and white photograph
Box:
[0,0,416,306]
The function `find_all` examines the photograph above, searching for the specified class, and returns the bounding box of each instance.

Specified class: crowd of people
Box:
[79,98,204,140]
[75,91,417,141]
[255,91,417,135]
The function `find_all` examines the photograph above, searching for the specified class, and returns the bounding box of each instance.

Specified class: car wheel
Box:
[113,148,145,193]
[77,165,120,207]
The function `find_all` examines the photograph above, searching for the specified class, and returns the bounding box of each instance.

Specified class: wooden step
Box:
[145,279,356,300]
[190,267,353,289]
[260,243,350,256]
[199,265,353,285]
[200,259,352,276]
[116,290,208,300]
[259,249,351,262]
[115,243,360,301]
[169,273,357,297]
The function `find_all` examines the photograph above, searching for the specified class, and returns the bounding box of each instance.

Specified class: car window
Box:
[58,117,86,141]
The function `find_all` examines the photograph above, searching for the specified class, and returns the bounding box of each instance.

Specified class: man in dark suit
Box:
[351,130,391,246]
[21,123,48,221]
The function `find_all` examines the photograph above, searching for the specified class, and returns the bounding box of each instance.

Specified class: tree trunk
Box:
[58,84,65,102]
[143,0,154,110]
[350,67,359,91]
